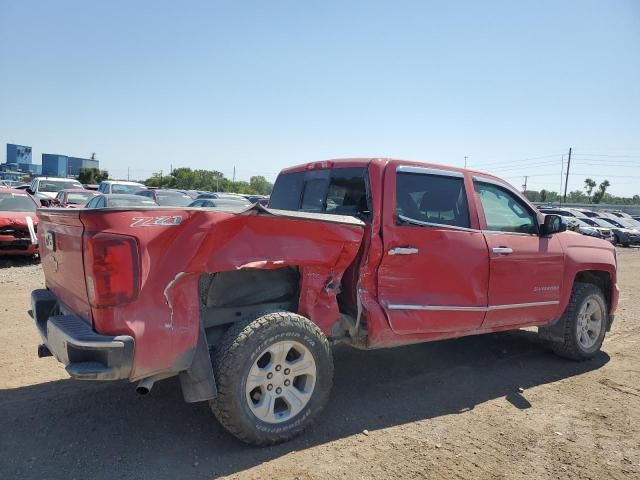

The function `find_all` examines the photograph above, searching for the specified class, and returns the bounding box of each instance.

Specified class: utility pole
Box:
[464,156,468,168]
[522,176,528,192]
[233,166,236,183]
[563,147,572,203]
[160,169,163,186]
[127,167,130,181]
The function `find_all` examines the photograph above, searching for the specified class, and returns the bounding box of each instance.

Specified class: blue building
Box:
[42,154,69,177]
[68,156,100,176]
[6,144,32,165]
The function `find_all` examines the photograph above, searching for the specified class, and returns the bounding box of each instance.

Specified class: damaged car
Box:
[0,189,39,256]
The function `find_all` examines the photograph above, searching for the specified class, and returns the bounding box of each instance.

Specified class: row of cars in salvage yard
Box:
[1,177,269,257]
[1,173,638,260]
[539,206,640,247]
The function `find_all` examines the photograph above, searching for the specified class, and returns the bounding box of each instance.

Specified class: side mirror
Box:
[26,188,34,195]
[541,214,567,236]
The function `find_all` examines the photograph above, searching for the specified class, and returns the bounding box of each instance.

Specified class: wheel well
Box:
[199,267,300,347]
[574,270,612,311]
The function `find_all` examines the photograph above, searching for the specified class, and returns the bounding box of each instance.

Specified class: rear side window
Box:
[396,172,470,228]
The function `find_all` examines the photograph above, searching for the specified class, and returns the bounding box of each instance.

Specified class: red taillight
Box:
[84,233,140,308]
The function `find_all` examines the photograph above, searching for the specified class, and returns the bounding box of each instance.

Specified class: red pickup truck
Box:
[31,158,618,445]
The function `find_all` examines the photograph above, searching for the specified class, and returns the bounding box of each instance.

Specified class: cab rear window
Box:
[269,167,369,219]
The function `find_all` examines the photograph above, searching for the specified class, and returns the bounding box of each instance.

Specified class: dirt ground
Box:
[1,249,639,480]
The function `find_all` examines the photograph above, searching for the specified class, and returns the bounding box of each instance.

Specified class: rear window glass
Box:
[39,180,82,192]
[156,192,193,206]
[270,167,369,218]
[67,192,96,204]
[0,193,37,212]
[112,184,144,194]
[269,172,305,210]
[109,198,156,207]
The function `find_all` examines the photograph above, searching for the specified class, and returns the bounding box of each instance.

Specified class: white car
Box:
[97,180,147,194]
[28,177,84,200]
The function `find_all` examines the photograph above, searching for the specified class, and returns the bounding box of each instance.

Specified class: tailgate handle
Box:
[492,247,513,254]
[389,247,419,255]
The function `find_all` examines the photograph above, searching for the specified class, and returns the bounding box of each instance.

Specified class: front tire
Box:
[210,312,334,445]
[551,282,607,360]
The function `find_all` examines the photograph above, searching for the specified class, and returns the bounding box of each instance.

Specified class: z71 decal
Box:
[130,216,183,227]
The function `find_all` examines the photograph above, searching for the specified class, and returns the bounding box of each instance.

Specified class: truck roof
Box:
[279,157,516,188]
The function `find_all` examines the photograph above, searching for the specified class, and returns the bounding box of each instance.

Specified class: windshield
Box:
[591,218,618,228]
[566,217,589,227]
[67,192,97,204]
[0,192,37,212]
[156,192,193,206]
[598,217,626,228]
[39,180,83,192]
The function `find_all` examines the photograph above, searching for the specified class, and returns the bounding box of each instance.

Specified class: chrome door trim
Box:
[487,301,559,311]
[397,165,464,178]
[387,300,559,311]
[388,247,419,255]
[398,214,480,233]
[387,304,488,312]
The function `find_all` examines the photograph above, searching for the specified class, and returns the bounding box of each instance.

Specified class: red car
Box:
[53,189,100,208]
[0,189,39,256]
[31,158,618,445]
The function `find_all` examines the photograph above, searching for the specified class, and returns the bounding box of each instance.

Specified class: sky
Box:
[1,0,639,196]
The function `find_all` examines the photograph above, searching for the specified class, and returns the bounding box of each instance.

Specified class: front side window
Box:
[396,172,470,228]
[475,182,537,234]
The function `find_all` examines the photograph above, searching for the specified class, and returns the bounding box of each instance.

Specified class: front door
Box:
[473,178,565,328]
[377,165,490,334]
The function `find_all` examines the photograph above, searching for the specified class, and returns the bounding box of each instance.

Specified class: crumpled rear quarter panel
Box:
[80,208,364,380]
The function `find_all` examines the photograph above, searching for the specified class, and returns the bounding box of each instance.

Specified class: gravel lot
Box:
[1,249,639,479]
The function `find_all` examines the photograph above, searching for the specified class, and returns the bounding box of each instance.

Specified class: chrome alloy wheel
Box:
[576,296,604,350]
[245,340,317,424]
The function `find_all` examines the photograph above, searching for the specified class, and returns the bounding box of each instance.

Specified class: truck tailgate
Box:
[37,209,92,322]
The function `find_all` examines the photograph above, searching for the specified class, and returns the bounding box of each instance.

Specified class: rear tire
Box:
[210,312,333,445]
[551,282,607,361]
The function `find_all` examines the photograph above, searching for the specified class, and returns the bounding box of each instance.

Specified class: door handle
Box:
[492,247,513,254]
[388,247,419,255]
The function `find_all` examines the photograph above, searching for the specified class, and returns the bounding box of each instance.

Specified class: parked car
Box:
[27,177,84,205]
[188,198,252,208]
[53,189,100,208]
[84,194,158,208]
[603,211,640,230]
[1,180,23,188]
[562,216,615,243]
[135,189,193,206]
[32,158,618,445]
[577,215,640,247]
[0,189,39,256]
[97,180,147,194]
[244,194,270,206]
[196,192,252,204]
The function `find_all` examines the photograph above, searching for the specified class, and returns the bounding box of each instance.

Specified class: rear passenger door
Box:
[376,165,490,334]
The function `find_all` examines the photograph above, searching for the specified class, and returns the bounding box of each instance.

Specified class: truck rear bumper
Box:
[31,289,134,380]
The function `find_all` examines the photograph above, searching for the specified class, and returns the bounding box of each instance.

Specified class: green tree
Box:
[583,178,597,202]
[78,168,109,184]
[592,180,611,204]
[539,189,548,202]
[249,176,273,195]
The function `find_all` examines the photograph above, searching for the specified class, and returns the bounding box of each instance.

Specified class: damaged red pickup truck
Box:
[31,158,618,445]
